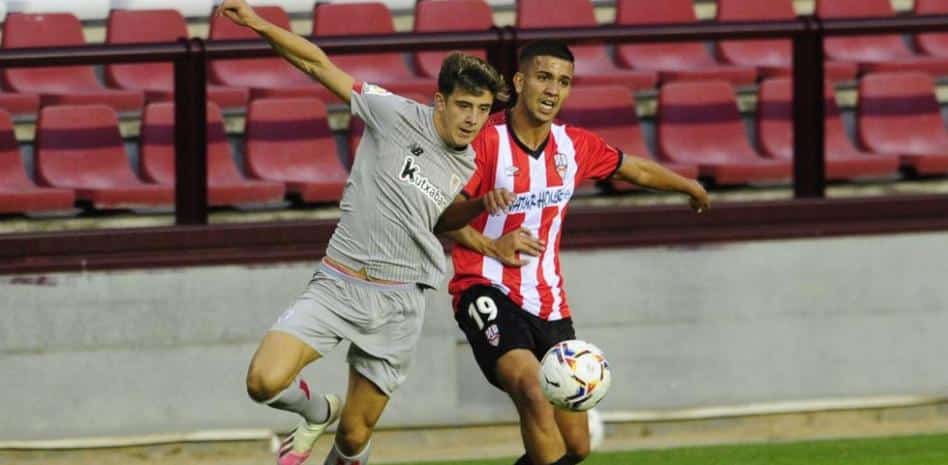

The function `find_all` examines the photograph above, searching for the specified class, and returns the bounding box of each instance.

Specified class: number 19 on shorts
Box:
[468,296,497,330]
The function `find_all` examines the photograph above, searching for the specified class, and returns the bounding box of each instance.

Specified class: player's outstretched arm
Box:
[216,0,354,103]
[614,156,710,213]
[434,189,516,234]
[444,226,545,267]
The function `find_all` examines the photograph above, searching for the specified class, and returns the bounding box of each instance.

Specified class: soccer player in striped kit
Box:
[439,40,710,465]
[216,2,508,465]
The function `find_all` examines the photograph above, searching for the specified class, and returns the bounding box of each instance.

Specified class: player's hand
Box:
[688,180,710,213]
[482,188,516,215]
[491,227,545,267]
[216,0,264,29]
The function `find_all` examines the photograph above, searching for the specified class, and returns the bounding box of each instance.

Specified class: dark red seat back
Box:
[517,0,619,73]
[139,102,244,184]
[816,0,914,62]
[557,85,651,157]
[106,9,187,91]
[716,0,794,67]
[915,0,948,57]
[757,78,853,158]
[312,2,416,82]
[2,13,103,93]
[209,6,309,88]
[245,97,346,182]
[413,0,493,78]
[615,0,716,70]
[858,72,948,154]
[657,81,760,164]
[35,105,140,188]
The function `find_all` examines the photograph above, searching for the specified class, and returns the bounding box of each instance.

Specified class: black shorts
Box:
[454,285,576,389]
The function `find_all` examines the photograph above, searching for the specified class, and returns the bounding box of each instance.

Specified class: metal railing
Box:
[0,14,945,241]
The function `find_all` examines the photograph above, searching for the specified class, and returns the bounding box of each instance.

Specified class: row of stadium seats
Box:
[0,0,319,20]
[2,0,948,116]
[0,98,346,213]
[2,72,946,215]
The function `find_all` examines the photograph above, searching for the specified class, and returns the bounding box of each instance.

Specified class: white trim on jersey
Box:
[543,124,580,320]
[519,135,547,315]
[481,124,512,295]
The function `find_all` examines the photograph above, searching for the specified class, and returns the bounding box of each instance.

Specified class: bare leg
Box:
[497,349,566,465]
[554,409,590,463]
[246,331,322,402]
[331,365,389,457]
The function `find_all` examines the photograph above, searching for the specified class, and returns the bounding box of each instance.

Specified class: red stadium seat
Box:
[245,97,348,203]
[657,80,791,185]
[757,78,900,180]
[0,92,39,116]
[614,0,757,85]
[2,13,145,112]
[413,0,493,78]
[857,72,948,176]
[715,0,857,81]
[349,93,430,167]
[106,9,249,109]
[140,102,286,206]
[313,2,436,98]
[209,6,325,101]
[0,110,75,213]
[516,0,658,91]
[914,0,948,58]
[35,105,173,209]
[816,0,948,76]
[558,85,699,193]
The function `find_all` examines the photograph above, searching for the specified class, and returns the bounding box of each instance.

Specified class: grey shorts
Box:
[270,261,427,396]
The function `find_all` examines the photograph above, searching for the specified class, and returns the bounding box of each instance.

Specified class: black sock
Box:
[513,454,532,465]
[549,454,572,465]
[565,453,584,465]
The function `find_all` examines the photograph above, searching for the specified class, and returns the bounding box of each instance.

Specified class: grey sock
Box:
[323,440,371,465]
[264,377,330,424]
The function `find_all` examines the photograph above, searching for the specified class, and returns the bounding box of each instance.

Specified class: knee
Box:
[508,376,550,411]
[245,366,292,403]
[566,445,590,463]
[335,416,375,455]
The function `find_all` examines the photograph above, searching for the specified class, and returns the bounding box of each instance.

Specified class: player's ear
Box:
[434,92,447,112]
[513,72,525,94]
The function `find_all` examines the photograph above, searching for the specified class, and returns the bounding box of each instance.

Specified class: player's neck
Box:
[509,104,552,151]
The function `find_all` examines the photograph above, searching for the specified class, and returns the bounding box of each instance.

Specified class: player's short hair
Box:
[518,40,575,69]
[438,52,509,102]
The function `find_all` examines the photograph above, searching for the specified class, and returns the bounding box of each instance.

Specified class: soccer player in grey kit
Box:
[216,2,507,465]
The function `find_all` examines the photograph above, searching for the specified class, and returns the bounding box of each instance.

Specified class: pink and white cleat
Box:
[277,394,342,465]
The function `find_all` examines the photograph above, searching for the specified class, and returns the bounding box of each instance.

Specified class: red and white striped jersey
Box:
[449,113,623,321]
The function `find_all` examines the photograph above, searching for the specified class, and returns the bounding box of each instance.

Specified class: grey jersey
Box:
[325,82,476,288]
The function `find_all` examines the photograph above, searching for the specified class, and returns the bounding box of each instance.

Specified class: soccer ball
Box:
[538,339,611,411]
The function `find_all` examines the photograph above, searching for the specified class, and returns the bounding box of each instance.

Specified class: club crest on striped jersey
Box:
[554,152,568,180]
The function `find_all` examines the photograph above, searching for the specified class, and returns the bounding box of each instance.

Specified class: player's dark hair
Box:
[438,52,509,102]
[518,40,575,69]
